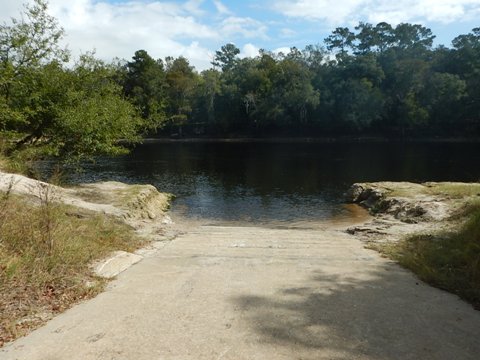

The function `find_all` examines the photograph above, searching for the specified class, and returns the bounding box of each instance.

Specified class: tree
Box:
[0,0,69,69]
[420,72,466,133]
[324,54,384,132]
[374,22,395,52]
[165,56,198,136]
[52,55,143,160]
[0,0,69,132]
[0,0,144,161]
[393,23,435,52]
[123,49,167,130]
[450,28,480,130]
[383,57,430,134]
[324,27,356,60]
[332,78,384,131]
[355,22,377,54]
[212,43,240,72]
[195,69,221,125]
[275,58,319,126]
[302,44,326,70]
[354,22,396,54]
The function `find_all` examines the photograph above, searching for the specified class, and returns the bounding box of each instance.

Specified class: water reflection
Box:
[48,141,480,227]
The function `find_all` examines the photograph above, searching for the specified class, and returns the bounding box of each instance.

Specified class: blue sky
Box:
[1,0,479,70]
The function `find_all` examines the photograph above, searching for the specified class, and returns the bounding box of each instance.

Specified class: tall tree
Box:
[212,43,240,72]
[195,69,221,126]
[420,72,466,133]
[123,49,167,130]
[393,23,435,52]
[165,56,198,136]
[324,27,356,60]
[450,28,480,130]
[374,22,395,52]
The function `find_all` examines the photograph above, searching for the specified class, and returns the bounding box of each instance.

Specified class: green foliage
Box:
[55,63,143,160]
[0,0,144,163]
[3,1,480,142]
[393,23,435,51]
[211,43,240,71]
[165,56,198,134]
[324,27,356,60]
[0,0,69,68]
[122,50,167,130]
[169,22,480,137]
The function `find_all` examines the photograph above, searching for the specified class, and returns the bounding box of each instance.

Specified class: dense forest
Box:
[1,0,480,162]
[132,24,480,138]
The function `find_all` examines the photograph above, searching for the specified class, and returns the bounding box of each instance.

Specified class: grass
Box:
[424,183,480,198]
[381,201,480,309]
[384,182,480,199]
[0,186,144,346]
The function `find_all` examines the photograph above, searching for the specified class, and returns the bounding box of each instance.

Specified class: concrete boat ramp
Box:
[2,224,480,359]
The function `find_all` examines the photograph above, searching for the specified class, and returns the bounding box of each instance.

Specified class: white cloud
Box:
[220,16,269,39]
[366,0,480,24]
[0,0,272,71]
[242,43,260,58]
[0,0,222,70]
[180,41,214,70]
[274,0,480,25]
[183,0,206,16]
[280,28,296,38]
[274,0,364,24]
[212,0,232,15]
[273,47,291,55]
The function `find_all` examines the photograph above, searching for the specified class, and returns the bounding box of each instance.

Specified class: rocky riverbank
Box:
[345,181,480,245]
[0,170,174,239]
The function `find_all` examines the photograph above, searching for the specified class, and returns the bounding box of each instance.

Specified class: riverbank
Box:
[0,171,173,346]
[346,181,480,309]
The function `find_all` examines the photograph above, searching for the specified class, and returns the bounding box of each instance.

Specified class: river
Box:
[55,140,480,228]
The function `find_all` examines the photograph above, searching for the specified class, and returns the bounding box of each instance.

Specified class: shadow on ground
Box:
[232,265,480,360]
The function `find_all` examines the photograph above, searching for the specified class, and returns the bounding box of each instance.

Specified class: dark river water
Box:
[55,140,480,227]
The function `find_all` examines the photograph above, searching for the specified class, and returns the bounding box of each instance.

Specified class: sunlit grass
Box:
[424,183,480,198]
[383,182,480,198]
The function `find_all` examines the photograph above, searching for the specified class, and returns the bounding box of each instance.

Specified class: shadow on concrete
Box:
[232,266,480,359]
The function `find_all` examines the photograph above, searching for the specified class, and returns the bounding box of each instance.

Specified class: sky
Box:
[1,0,479,71]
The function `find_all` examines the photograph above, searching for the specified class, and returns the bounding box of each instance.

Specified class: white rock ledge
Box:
[92,251,143,278]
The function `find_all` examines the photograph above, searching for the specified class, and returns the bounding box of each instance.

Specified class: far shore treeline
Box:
[1,0,480,162]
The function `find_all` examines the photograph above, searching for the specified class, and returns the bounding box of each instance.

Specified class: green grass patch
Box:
[383,202,480,309]
[382,182,480,199]
[424,183,480,198]
[0,189,144,345]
